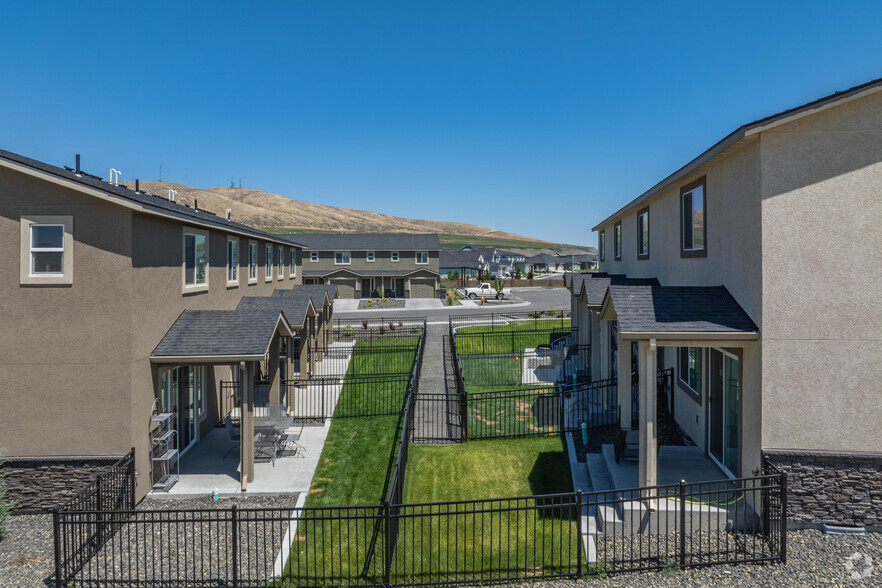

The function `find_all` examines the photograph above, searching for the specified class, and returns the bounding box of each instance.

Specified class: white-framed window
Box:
[613,222,622,260]
[310,251,318,262]
[20,216,74,285]
[227,237,239,285]
[391,251,399,262]
[249,241,258,282]
[681,177,706,257]
[678,347,702,400]
[277,246,284,280]
[335,251,351,265]
[265,244,273,279]
[637,206,649,259]
[367,251,375,262]
[183,228,208,291]
[598,230,605,262]
[415,251,428,264]
[289,248,297,277]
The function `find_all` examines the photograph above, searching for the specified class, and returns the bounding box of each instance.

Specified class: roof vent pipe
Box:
[168,189,176,202]
[109,168,121,186]
[75,154,81,175]
[225,209,231,220]
[135,179,140,193]
[194,199,198,211]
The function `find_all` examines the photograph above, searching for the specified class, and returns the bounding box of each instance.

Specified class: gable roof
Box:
[280,233,440,251]
[0,149,304,247]
[440,248,484,269]
[274,284,336,308]
[602,285,758,338]
[581,274,659,307]
[237,294,314,327]
[151,309,293,361]
[592,76,882,231]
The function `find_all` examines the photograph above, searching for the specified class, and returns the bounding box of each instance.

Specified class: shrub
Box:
[377,285,385,299]
[362,320,368,330]
[389,322,396,331]
[343,324,354,338]
[379,326,386,335]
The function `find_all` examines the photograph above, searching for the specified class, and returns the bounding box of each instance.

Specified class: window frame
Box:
[335,251,351,265]
[265,244,273,281]
[226,237,239,286]
[366,251,375,262]
[680,176,707,258]
[598,230,605,262]
[415,251,428,265]
[182,227,209,293]
[677,346,702,403]
[289,247,297,277]
[310,251,319,262]
[276,246,284,281]
[248,240,258,283]
[20,215,74,285]
[391,251,399,262]
[636,206,650,260]
[613,221,622,260]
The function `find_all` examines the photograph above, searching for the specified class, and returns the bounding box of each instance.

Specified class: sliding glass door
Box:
[708,349,739,477]
[159,366,205,456]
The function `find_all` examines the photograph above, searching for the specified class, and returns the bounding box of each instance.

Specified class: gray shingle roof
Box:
[152,310,288,358]
[303,268,439,277]
[581,274,659,307]
[273,284,337,309]
[237,295,313,327]
[279,233,440,251]
[0,149,298,246]
[607,285,758,335]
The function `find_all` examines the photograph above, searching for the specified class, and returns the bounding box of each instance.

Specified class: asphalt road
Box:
[335,286,570,322]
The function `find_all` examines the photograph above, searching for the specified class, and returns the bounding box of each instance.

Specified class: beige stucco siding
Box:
[759,90,882,452]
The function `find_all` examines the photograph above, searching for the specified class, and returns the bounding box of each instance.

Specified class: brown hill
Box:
[136,181,552,244]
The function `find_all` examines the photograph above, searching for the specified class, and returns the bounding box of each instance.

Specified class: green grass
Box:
[346,337,420,376]
[467,388,560,439]
[455,319,571,355]
[394,437,578,581]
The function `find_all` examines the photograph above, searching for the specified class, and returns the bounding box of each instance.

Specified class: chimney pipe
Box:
[75,154,80,174]
[135,179,140,192]
[225,209,231,221]
[194,199,198,211]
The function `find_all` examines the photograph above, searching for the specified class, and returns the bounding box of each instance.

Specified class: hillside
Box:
[135,181,554,245]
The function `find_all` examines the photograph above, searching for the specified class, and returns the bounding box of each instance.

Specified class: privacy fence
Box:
[53,314,785,587]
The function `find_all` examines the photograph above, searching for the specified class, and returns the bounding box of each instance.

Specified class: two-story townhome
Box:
[0,149,336,506]
[571,77,882,529]
[294,233,441,298]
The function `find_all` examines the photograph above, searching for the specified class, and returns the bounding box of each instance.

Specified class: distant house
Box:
[440,247,487,282]
[291,233,441,298]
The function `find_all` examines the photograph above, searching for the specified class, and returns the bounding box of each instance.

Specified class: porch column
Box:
[638,339,658,492]
[312,316,322,362]
[268,333,281,405]
[617,329,630,429]
[299,334,308,387]
[593,313,604,383]
[240,361,256,490]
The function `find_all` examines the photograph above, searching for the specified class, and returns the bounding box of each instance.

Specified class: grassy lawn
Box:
[455,320,570,355]
[394,437,578,582]
[346,336,420,376]
[467,388,560,439]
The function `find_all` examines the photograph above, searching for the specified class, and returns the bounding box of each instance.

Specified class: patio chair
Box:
[223,415,241,459]
[279,420,305,458]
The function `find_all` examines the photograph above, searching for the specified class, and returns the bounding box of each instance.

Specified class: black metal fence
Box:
[449,310,570,332]
[453,327,575,355]
[332,317,427,344]
[283,374,414,421]
[311,340,423,377]
[456,345,590,391]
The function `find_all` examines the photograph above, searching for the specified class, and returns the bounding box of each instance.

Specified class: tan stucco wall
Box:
[759,90,882,453]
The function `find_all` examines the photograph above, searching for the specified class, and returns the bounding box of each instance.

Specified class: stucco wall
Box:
[759,90,882,453]
[305,249,440,275]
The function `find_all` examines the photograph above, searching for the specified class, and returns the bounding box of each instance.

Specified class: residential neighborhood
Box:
[1,4,881,588]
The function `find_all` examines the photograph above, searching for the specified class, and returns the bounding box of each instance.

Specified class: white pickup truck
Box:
[463,282,511,300]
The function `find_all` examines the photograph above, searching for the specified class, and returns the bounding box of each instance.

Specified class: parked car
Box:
[463,282,511,300]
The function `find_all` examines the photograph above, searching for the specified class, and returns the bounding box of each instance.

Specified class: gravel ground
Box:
[489,529,882,587]
[0,513,55,587]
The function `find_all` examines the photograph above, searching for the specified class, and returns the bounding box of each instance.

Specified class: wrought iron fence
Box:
[453,327,576,355]
[310,340,422,377]
[456,345,590,391]
[449,310,570,332]
[282,374,414,421]
[332,317,427,344]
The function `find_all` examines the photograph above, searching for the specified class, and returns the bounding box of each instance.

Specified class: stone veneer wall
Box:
[1,455,122,512]
[764,450,882,529]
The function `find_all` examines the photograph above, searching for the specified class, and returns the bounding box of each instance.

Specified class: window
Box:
[249,241,258,282]
[678,347,702,401]
[183,229,208,290]
[391,251,399,262]
[310,252,318,262]
[598,230,605,262]
[335,251,351,265]
[227,238,239,285]
[415,251,428,264]
[277,246,283,280]
[637,206,649,259]
[681,176,707,257]
[21,216,74,285]
[265,245,273,279]
[367,251,375,262]
[613,221,622,260]
[289,248,297,277]
[192,365,206,417]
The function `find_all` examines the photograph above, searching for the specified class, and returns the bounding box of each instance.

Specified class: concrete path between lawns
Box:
[413,322,462,443]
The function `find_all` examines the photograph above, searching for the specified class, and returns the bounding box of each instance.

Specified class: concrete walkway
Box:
[412,322,462,443]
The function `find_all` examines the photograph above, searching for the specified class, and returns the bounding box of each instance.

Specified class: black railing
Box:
[332,317,427,344]
[282,374,413,421]
[453,327,576,355]
[565,378,619,430]
[456,345,590,391]
[311,341,422,378]
[449,310,570,332]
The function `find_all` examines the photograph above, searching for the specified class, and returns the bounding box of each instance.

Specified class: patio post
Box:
[638,339,658,498]
[240,361,255,489]
[617,329,630,429]
[268,333,281,405]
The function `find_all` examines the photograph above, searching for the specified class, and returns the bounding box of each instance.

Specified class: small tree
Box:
[376,284,385,299]
[514,266,522,280]
[492,278,506,297]
[483,269,492,281]
[527,270,534,280]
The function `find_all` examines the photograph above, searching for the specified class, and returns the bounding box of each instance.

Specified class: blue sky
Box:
[1,1,881,246]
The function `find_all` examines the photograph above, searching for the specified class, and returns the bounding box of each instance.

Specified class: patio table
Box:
[253,416,295,464]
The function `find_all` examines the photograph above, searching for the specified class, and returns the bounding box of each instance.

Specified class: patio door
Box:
[708,349,739,477]
[159,366,200,456]
[361,278,373,298]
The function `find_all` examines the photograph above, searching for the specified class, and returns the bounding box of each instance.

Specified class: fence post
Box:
[129,447,136,510]
[383,501,392,587]
[96,473,104,544]
[780,472,787,564]
[575,490,583,577]
[679,480,686,569]
[53,508,63,587]
[231,505,239,588]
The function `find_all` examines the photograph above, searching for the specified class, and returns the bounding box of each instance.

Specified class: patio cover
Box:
[580,274,658,308]
[600,284,759,340]
[274,284,337,309]
[238,294,315,328]
[151,309,294,363]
